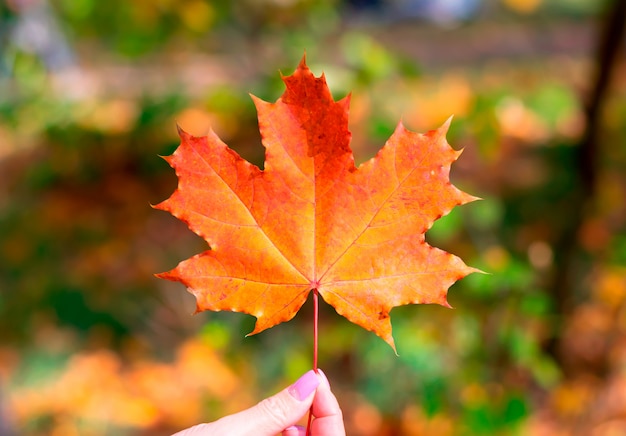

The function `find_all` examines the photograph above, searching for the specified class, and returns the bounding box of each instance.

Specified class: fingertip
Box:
[316,368,329,386]
[309,369,345,434]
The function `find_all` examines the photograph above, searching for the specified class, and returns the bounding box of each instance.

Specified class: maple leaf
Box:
[156,58,479,351]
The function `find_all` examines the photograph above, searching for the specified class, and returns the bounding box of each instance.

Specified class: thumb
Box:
[191,370,320,436]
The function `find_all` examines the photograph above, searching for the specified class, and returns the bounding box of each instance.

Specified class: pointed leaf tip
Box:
[298,53,307,69]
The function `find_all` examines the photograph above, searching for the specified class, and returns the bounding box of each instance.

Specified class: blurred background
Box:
[1,0,625,434]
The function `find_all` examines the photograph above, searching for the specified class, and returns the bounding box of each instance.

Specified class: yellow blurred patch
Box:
[178,0,215,32]
[502,0,542,14]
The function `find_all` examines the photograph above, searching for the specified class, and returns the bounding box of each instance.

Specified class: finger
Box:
[171,423,212,436]
[203,369,320,436]
[282,424,306,436]
[310,370,345,436]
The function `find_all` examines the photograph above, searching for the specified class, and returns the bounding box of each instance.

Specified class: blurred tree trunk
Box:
[548,0,626,373]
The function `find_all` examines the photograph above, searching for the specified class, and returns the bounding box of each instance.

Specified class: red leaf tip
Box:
[298,53,308,69]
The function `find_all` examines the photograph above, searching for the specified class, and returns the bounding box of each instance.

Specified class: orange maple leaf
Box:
[156,58,479,351]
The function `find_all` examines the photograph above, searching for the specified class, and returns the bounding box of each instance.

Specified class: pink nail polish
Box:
[283,425,305,436]
[288,370,320,400]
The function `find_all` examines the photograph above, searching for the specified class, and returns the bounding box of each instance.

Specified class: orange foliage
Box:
[7,339,244,434]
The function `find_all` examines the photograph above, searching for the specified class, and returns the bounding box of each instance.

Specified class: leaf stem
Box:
[313,288,319,371]
[306,288,320,436]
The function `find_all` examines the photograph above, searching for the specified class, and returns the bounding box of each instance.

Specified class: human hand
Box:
[172,369,345,436]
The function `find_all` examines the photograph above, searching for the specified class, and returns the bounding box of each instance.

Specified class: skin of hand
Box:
[171,369,345,436]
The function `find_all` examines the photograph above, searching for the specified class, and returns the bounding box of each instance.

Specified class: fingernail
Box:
[288,370,320,401]
[283,425,305,436]
[282,425,306,436]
